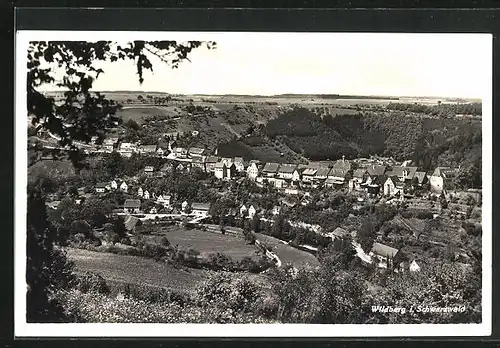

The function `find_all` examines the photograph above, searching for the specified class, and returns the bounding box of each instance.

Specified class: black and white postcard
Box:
[15,30,492,337]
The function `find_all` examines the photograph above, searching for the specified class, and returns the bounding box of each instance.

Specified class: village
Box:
[40,130,482,275]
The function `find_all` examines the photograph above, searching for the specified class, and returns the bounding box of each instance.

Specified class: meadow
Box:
[147,226,261,262]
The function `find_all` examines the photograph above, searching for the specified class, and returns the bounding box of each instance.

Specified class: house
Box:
[188,147,206,159]
[413,171,428,187]
[110,180,118,190]
[220,157,233,166]
[138,144,157,154]
[240,204,248,217]
[246,162,260,180]
[156,146,167,156]
[181,201,190,212]
[156,194,171,207]
[191,157,206,172]
[191,203,211,217]
[149,207,158,214]
[366,164,387,177]
[429,167,459,194]
[363,175,385,196]
[173,147,188,159]
[103,137,119,152]
[124,215,141,233]
[314,167,331,183]
[224,163,236,180]
[123,199,141,214]
[120,181,128,192]
[248,205,259,219]
[95,182,107,193]
[262,162,280,178]
[119,142,137,158]
[273,178,286,189]
[176,162,190,172]
[291,168,302,184]
[386,166,418,182]
[328,227,349,240]
[326,168,349,187]
[143,190,150,200]
[332,156,352,172]
[233,157,245,172]
[369,242,400,269]
[144,166,155,174]
[214,162,226,180]
[409,259,421,272]
[205,156,221,173]
[383,176,404,197]
[137,187,144,197]
[301,168,317,183]
[277,164,297,180]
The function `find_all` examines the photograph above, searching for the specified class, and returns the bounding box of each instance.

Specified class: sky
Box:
[26,32,491,98]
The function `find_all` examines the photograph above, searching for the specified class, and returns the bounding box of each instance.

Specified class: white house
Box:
[119,142,137,158]
[214,162,226,180]
[143,190,150,200]
[137,187,144,197]
[181,200,190,212]
[248,205,257,219]
[233,157,245,172]
[429,167,458,194]
[156,194,171,207]
[383,176,404,197]
[95,182,107,193]
[246,162,260,181]
[120,181,128,192]
[110,180,118,190]
[240,204,248,217]
[409,260,421,272]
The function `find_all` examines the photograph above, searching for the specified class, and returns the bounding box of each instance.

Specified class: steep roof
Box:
[387,166,418,179]
[414,171,427,184]
[353,169,367,178]
[432,167,459,179]
[278,164,297,174]
[366,164,387,176]
[192,157,206,164]
[331,227,349,238]
[234,157,244,163]
[302,168,317,176]
[263,162,280,173]
[124,199,141,209]
[328,168,348,178]
[371,242,399,259]
[96,182,107,188]
[205,156,220,163]
[189,147,206,155]
[215,162,226,169]
[315,167,331,177]
[332,159,352,171]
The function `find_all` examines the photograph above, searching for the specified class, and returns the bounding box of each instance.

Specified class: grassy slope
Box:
[147,226,261,261]
[66,247,208,293]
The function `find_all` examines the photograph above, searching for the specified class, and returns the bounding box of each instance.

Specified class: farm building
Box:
[246,162,260,180]
[123,199,141,214]
[138,144,157,154]
[95,182,108,193]
[429,167,459,194]
[369,242,401,269]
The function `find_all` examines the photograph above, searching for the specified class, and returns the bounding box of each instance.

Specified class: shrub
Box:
[120,237,131,245]
[160,236,170,247]
[416,211,434,220]
[74,272,110,294]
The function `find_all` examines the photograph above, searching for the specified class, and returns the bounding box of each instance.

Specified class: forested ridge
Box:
[262,107,481,173]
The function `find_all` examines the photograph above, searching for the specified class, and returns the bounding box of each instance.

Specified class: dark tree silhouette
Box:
[26,40,215,322]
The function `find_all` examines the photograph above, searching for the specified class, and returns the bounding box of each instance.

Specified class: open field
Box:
[66,247,209,293]
[255,233,320,269]
[149,226,261,261]
[117,106,181,124]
